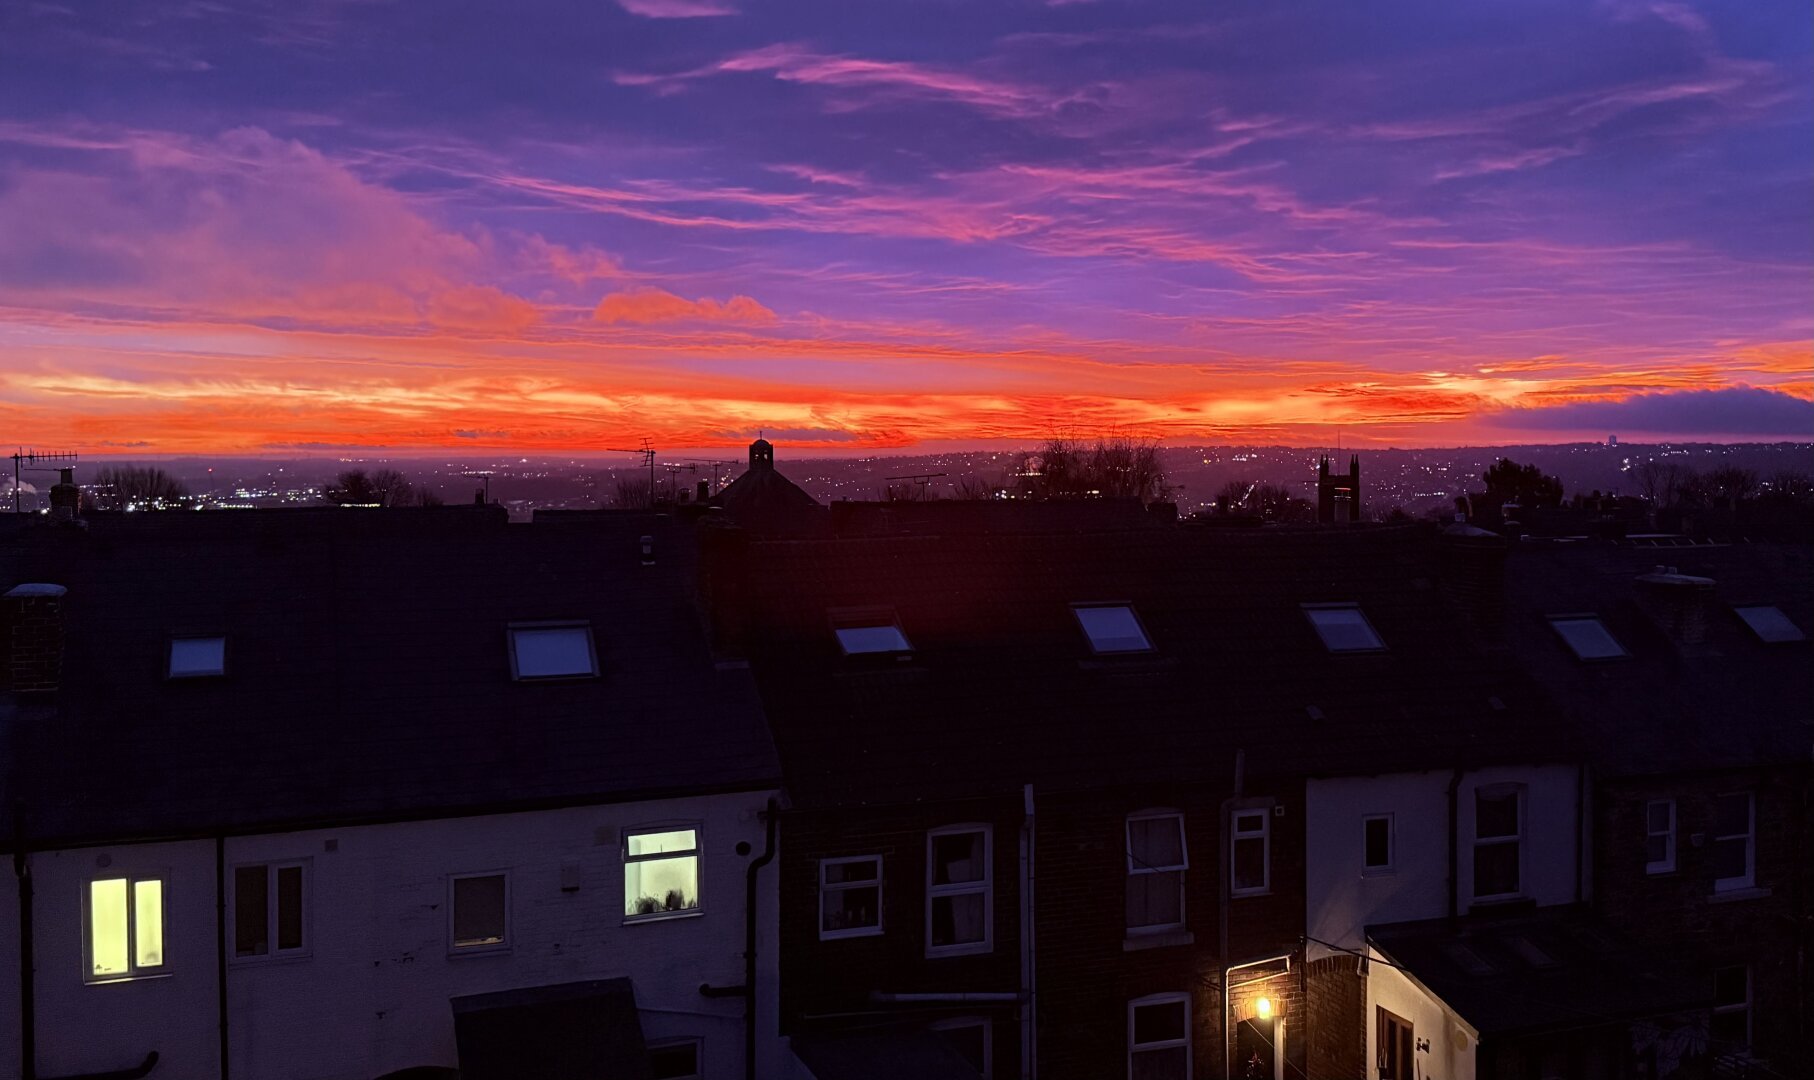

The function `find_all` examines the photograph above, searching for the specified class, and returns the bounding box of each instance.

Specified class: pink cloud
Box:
[594,288,777,326]
[616,0,737,16]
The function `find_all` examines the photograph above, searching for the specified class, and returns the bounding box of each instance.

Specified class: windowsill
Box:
[623,908,704,926]
[1124,929,1194,952]
[1708,885,1770,904]
[1360,867,1396,878]
[820,926,884,941]
[84,971,174,987]
[228,952,312,968]
[449,944,512,957]
[1230,889,1271,899]
[1645,867,1677,877]
[926,943,992,959]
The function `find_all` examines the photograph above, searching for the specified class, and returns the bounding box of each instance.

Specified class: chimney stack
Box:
[49,467,79,522]
[5,583,68,693]
[1440,524,1507,640]
[1635,567,1715,646]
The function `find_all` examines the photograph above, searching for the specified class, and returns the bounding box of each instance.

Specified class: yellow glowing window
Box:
[86,876,165,982]
[624,827,701,921]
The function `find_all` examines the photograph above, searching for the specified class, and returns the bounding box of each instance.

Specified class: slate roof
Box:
[1500,541,1814,778]
[725,520,1568,808]
[0,508,780,850]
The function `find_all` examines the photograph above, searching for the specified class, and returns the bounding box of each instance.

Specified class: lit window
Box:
[85,876,165,982]
[232,861,308,960]
[1230,809,1270,896]
[931,1018,992,1079]
[1549,615,1626,660]
[1645,800,1676,875]
[169,636,226,678]
[1473,786,1523,900]
[625,827,701,920]
[1733,605,1804,643]
[1128,994,1191,1080]
[833,613,912,655]
[926,826,991,955]
[507,623,597,680]
[1711,966,1750,1052]
[820,856,882,939]
[1363,814,1394,873]
[449,872,508,950]
[1073,604,1153,654]
[1126,812,1187,932]
[648,1038,703,1080]
[1711,793,1754,892]
[1304,604,1385,652]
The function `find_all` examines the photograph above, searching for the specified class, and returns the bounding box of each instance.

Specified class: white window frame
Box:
[1128,992,1192,1080]
[82,874,168,984]
[1472,784,1525,902]
[229,859,311,963]
[447,871,510,953]
[930,1016,993,1079]
[1126,810,1188,933]
[506,620,598,681]
[1362,813,1395,874]
[623,824,704,923]
[168,635,227,678]
[1229,807,1271,898]
[1711,965,1751,1051]
[1644,799,1676,875]
[1711,792,1755,892]
[1072,603,1155,655]
[925,824,993,957]
[647,1036,705,1080]
[819,855,884,940]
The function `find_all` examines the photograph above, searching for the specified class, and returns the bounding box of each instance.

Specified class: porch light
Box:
[1255,997,1273,1019]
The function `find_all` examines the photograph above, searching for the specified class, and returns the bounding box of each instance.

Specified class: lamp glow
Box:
[1255,997,1273,1019]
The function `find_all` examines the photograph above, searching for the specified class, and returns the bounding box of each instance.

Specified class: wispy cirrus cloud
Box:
[616,0,737,17]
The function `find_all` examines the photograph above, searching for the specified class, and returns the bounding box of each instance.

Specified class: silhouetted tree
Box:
[87,466,190,510]
[610,475,652,509]
[1633,459,1690,506]
[1482,458,1563,508]
[1016,437,1170,503]
[1764,470,1813,502]
[1703,466,1759,508]
[951,476,997,500]
[323,468,419,507]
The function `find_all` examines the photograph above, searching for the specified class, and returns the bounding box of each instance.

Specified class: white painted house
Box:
[0,509,785,1080]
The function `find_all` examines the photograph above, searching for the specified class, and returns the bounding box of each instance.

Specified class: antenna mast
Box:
[604,438,657,506]
[11,450,79,514]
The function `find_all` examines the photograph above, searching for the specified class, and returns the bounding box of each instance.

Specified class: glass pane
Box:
[512,627,594,678]
[1233,812,1266,835]
[1551,617,1625,660]
[234,866,269,957]
[89,879,130,978]
[169,636,226,676]
[1645,834,1668,865]
[932,832,984,885]
[937,1024,987,1074]
[1474,842,1520,897]
[1364,818,1391,867]
[276,866,304,951]
[452,875,506,946]
[1129,817,1184,870]
[1232,837,1265,891]
[1126,870,1182,929]
[1714,793,1749,838]
[822,883,880,933]
[1710,837,1748,881]
[823,859,878,885]
[649,1042,700,1080]
[931,892,985,946]
[1131,1046,1188,1080]
[1075,606,1151,653]
[1646,801,1672,833]
[835,624,911,654]
[1735,605,1804,643]
[626,855,699,917]
[1713,967,1747,1006]
[134,880,164,968]
[1307,607,1384,651]
[1133,1000,1187,1044]
[628,829,698,858]
[1476,791,1519,839]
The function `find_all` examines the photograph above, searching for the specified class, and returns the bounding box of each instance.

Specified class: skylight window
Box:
[169,636,226,678]
[508,623,597,680]
[1304,604,1385,652]
[1072,604,1152,654]
[1549,616,1627,661]
[834,621,912,655]
[1733,605,1805,644]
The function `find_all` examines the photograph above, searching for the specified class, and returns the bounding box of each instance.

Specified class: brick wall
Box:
[1305,954,1366,1078]
[4,584,66,692]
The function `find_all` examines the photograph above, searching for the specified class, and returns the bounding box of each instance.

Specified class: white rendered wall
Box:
[1366,943,1477,1080]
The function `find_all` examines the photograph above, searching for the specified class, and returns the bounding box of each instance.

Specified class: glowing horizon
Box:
[1,1,1808,454]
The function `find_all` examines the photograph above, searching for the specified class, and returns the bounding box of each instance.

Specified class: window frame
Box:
[1125,810,1188,934]
[1362,814,1395,875]
[447,870,511,954]
[1127,992,1192,1080]
[818,854,884,940]
[623,824,704,923]
[506,620,599,681]
[82,874,169,984]
[229,859,311,963]
[1471,784,1525,903]
[1071,602,1155,655]
[1302,602,1387,653]
[167,635,227,679]
[1644,799,1676,875]
[1377,1006,1415,1080]
[1547,614,1628,661]
[1711,792,1755,892]
[1229,806,1271,898]
[930,1017,993,1080]
[647,1036,705,1080]
[1710,965,1751,1052]
[925,824,993,957]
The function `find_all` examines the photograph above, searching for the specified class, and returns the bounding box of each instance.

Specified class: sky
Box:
[0,0,1809,455]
